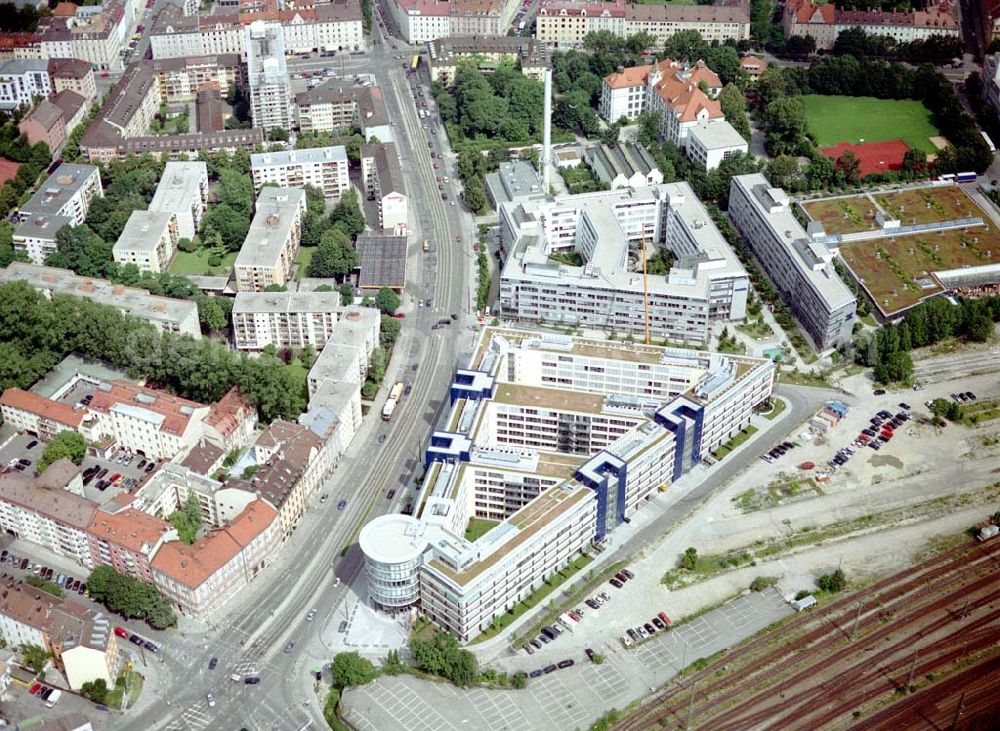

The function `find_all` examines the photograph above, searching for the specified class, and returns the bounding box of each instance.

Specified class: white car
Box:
[636,627,649,639]
[306,608,317,621]
[206,694,216,708]
[621,634,633,647]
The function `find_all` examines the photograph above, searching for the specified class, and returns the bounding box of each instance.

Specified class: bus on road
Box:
[382,382,405,421]
[410,55,420,72]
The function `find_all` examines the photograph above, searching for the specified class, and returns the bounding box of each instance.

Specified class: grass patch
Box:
[106,671,143,710]
[801,95,941,153]
[959,398,1000,426]
[296,246,316,281]
[24,575,64,597]
[711,424,757,460]
[779,368,830,387]
[474,553,593,643]
[661,549,754,589]
[737,318,773,339]
[761,398,787,421]
[168,248,237,276]
[548,250,584,267]
[464,517,500,542]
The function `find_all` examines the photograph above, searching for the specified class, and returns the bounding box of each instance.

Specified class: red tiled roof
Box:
[203,386,253,439]
[88,508,170,554]
[603,63,652,90]
[87,381,203,437]
[0,388,84,428]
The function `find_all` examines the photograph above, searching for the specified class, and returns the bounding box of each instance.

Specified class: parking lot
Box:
[78,449,159,507]
[342,589,793,731]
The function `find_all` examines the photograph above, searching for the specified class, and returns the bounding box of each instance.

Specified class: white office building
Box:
[245,20,293,132]
[359,327,774,641]
[0,59,52,112]
[250,147,350,199]
[148,161,209,240]
[499,182,749,345]
[728,173,856,352]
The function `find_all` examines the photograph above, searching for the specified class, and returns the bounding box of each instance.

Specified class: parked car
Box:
[144,641,158,653]
[557,659,574,669]
[337,500,347,510]
[621,569,634,580]
[529,669,543,678]
[542,664,557,674]
[621,634,633,646]
[244,677,260,685]
[386,489,395,500]
[209,657,218,670]
[657,612,672,626]
[610,578,623,588]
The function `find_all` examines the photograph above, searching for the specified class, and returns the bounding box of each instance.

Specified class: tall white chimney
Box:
[542,67,552,193]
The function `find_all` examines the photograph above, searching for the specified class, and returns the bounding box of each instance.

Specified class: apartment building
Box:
[113,210,179,273]
[360,142,407,234]
[151,499,280,618]
[0,579,121,690]
[499,182,749,345]
[686,120,748,171]
[783,0,958,51]
[13,163,102,264]
[149,0,363,60]
[87,380,210,461]
[0,59,51,111]
[120,127,264,159]
[983,54,1000,124]
[202,386,258,451]
[79,62,161,163]
[360,327,774,640]
[47,57,97,103]
[246,420,333,536]
[387,0,521,44]
[293,81,392,140]
[426,36,550,85]
[536,0,749,49]
[585,142,663,189]
[250,146,350,198]
[234,187,307,292]
[152,53,242,103]
[19,98,65,149]
[0,262,201,338]
[728,173,856,352]
[0,462,95,569]
[38,0,135,72]
[231,291,343,351]
[0,389,85,441]
[246,20,294,130]
[87,508,173,584]
[148,161,209,240]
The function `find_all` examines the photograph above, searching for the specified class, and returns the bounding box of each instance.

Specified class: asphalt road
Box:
[118,16,474,731]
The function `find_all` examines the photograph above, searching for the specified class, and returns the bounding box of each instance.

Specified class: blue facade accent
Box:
[575,453,627,542]
[424,432,472,466]
[448,369,496,405]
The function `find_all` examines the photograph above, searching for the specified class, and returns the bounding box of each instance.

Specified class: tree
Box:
[338,282,354,305]
[329,189,365,239]
[374,287,400,315]
[81,678,109,704]
[379,315,401,346]
[901,148,928,177]
[463,175,487,214]
[20,643,50,674]
[719,84,750,140]
[201,204,249,252]
[269,127,289,142]
[664,30,708,63]
[409,631,478,686]
[766,156,799,189]
[194,294,228,333]
[308,228,357,280]
[86,565,177,629]
[763,97,809,157]
[37,431,87,472]
[835,150,861,185]
[330,652,377,688]
[680,547,698,570]
[873,350,912,384]
[242,464,260,480]
[49,224,114,278]
[817,568,847,593]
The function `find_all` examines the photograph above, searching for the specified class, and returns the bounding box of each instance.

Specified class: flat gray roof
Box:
[251,146,348,169]
[356,234,406,289]
[114,210,174,252]
[232,291,341,314]
[21,164,99,215]
[0,262,198,328]
[689,120,748,150]
[14,213,72,241]
[235,187,305,269]
[149,161,207,218]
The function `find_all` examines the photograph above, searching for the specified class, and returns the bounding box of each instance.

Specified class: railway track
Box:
[615,536,1000,731]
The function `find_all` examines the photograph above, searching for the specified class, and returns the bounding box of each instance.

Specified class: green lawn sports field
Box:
[801,95,941,153]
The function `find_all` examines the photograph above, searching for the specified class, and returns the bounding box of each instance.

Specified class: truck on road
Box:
[382,382,405,421]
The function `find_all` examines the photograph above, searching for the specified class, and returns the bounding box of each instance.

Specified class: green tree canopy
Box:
[374,287,400,315]
[38,431,87,472]
[330,652,377,688]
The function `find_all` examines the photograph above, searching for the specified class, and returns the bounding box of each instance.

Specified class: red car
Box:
[433,163,440,169]
[657,611,672,626]
[29,682,41,695]
[114,627,129,638]
[392,313,405,319]
[100,72,109,77]
[109,473,122,483]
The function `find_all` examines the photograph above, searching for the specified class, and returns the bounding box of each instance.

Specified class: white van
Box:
[46,689,62,707]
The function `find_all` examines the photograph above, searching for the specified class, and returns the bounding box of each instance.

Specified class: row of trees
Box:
[854,295,1000,384]
[832,28,963,64]
[87,566,177,630]
[306,187,365,280]
[0,281,307,420]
